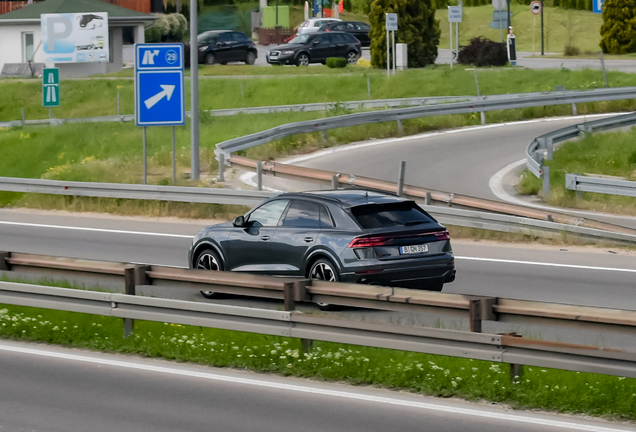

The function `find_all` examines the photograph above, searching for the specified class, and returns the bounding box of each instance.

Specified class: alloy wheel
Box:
[297,54,309,66]
[346,52,358,65]
[310,262,336,281]
[197,253,220,271]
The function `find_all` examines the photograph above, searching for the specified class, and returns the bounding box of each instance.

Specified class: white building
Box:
[0,0,156,77]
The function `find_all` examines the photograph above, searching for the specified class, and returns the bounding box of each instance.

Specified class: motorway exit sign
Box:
[42,68,60,107]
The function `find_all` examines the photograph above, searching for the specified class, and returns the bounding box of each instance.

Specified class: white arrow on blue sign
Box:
[135,43,185,127]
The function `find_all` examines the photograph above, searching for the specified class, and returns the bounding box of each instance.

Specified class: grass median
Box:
[0,299,635,421]
[517,128,636,216]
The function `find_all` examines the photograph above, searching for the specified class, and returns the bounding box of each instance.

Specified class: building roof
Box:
[0,0,155,22]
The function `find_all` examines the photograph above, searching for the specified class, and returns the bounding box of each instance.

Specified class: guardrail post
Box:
[510,363,524,382]
[256,161,263,191]
[321,130,328,141]
[571,103,577,116]
[133,265,151,287]
[397,119,403,135]
[542,166,551,201]
[0,252,10,271]
[117,91,120,116]
[301,338,313,352]
[469,297,497,333]
[469,299,483,332]
[480,111,486,125]
[21,107,25,127]
[331,174,339,190]
[425,192,431,205]
[283,282,295,311]
[218,153,225,182]
[123,266,136,338]
[397,161,406,197]
[546,138,554,160]
[367,77,371,100]
[599,50,609,88]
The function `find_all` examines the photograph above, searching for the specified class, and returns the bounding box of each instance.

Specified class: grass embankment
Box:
[1,67,631,121]
[0,301,635,421]
[438,5,603,54]
[1,67,636,219]
[517,128,636,215]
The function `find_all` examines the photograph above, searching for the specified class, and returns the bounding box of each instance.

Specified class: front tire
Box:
[308,258,339,311]
[296,53,310,67]
[195,248,223,298]
[205,53,217,65]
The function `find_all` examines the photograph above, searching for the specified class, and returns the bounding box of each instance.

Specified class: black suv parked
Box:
[188,30,258,65]
[318,21,371,47]
[266,32,361,66]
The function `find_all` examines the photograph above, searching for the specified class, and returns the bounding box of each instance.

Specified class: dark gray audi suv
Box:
[189,190,455,292]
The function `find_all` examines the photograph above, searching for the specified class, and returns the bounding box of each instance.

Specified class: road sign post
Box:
[135,43,185,184]
[530,1,542,56]
[385,13,398,77]
[448,7,462,68]
[42,68,60,108]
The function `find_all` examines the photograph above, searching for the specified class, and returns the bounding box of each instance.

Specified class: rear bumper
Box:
[339,254,455,290]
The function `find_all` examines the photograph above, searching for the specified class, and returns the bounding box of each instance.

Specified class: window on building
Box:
[22,32,34,62]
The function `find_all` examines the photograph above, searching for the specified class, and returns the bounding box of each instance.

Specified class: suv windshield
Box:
[287,34,312,44]
[351,202,433,229]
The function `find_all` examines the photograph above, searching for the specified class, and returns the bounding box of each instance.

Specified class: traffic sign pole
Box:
[190,0,200,181]
[172,126,176,185]
[541,0,544,55]
[143,127,147,185]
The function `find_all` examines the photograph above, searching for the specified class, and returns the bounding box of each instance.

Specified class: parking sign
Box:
[135,44,185,127]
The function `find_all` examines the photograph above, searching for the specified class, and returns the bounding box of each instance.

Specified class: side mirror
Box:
[233,215,245,227]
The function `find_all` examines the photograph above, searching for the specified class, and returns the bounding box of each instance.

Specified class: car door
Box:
[330,33,348,57]
[230,32,248,62]
[214,32,234,63]
[309,34,335,62]
[225,199,290,274]
[269,199,324,276]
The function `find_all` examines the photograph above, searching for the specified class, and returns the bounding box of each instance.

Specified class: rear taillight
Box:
[325,29,330,31]
[348,236,392,248]
[433,231,450,240]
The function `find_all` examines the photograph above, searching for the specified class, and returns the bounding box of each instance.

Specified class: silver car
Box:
[297,17,341,35]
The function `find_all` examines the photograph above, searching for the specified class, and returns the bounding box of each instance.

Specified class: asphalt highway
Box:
[0,340,633,432]
[1,209,635,311]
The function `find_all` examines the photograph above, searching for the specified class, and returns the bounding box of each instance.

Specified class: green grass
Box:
[517,128,636,215]
[2,67,635,122]
[438,5,603,54]
[1,302,635,420]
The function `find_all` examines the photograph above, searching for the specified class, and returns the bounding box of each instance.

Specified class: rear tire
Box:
[245,51,256,65]
[346,51,358,65]
[308,258,340,311]
[195,248,224,298]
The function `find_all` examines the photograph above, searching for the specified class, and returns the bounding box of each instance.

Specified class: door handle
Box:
[261,236,270,241]
[303,237,314,243]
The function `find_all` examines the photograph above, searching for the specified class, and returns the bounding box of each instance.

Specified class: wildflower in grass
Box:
[451,381,457,388]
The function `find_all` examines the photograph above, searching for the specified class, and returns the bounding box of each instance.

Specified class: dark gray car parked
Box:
[189,190,455,292]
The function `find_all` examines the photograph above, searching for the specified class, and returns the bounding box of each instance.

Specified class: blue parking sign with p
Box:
[135,43,185,126]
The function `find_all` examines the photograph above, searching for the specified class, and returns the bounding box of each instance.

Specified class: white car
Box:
[297,17,341,35]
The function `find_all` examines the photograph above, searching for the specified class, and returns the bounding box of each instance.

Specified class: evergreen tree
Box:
[600,0,636,54]
[368,0,440,68]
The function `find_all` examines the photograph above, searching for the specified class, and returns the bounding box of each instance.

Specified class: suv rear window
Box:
[350,202,434,229]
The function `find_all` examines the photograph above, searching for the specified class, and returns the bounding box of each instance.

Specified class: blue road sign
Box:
[593,0,603,13]
[135,43,185,126]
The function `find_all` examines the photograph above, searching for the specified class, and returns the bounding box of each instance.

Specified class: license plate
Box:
[399,244,428,255]
[269,54,278,58]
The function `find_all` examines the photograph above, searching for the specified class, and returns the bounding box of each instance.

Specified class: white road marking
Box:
[456,256,636,273]
[2,220,635,272]
[0,343,628,432]
[488,158,636,221]
[0,220,193,239]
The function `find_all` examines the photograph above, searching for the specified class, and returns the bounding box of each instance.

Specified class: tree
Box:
[368,0,440,68]
[600,0,636,54]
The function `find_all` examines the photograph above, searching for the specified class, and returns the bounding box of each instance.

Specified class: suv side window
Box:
[232,32,247,41]
[282,200,322,228]
[331,33,347,44]
[343,33,358,43]
[248,200,290,227]
[218,33,232,44]
[357,22,370,31]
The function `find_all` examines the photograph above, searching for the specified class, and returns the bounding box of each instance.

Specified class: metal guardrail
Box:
[0,176,273,206]
[0,88,609,127]
[229,155,636,242]
[526,112,636,179]
[1,273,636,378]
[215,87,636,159]
[566,174,636,198]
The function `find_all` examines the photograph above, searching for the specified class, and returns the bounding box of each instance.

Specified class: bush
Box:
[326,57,348,68]
[600,0,636,54]
[458,37,508,67]
[563,45,580,56]
[368,0,440,69]
[146,13,188,42]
